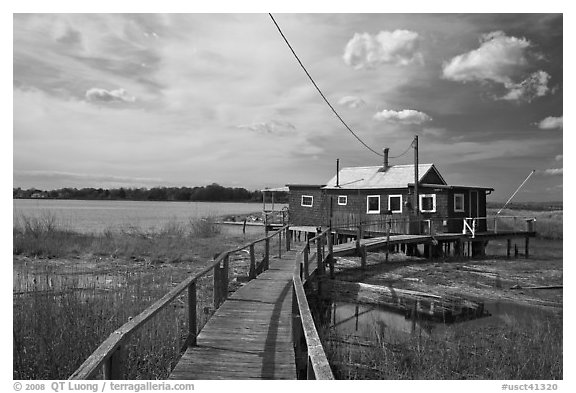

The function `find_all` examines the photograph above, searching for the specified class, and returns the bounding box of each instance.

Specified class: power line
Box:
[389,140,414,159]
[268,13,384,158]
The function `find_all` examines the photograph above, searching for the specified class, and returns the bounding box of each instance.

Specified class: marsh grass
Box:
[324,312,562,380]
[13,213,221,260]
[13,214,260,379]
[487,208,563,240]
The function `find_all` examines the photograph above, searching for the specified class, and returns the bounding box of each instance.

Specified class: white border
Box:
[419,194,436,213]
[366,195,380,214]
[388,194,403,213]
[301,195,313,207]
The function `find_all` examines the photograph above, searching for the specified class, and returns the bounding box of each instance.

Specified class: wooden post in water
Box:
[327,231,334,278]
[515,243,519,258]
[188,282,197,346]
[360,245,367,270]
[507,239,511,258]
[525,237,530,258]
[249,244,256,279]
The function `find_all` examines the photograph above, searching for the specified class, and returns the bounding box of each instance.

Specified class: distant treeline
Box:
[486,201,562,212]
[13,183,289,203]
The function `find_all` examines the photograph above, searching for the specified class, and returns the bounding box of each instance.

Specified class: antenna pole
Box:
[336,158,340,188]
[413,135,419,234]
[497,170,536,215]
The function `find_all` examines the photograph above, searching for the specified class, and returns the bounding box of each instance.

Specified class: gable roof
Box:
[322,164,447,190]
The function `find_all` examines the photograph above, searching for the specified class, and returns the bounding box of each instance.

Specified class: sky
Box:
[12,12,564,201]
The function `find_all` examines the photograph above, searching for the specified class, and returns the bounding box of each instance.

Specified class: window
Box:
[301,195,313,207]
[454,193,465,212]
[419,194,436,213]
[388,195,402,213]
[366,195,380,214]
[337,195,347,206]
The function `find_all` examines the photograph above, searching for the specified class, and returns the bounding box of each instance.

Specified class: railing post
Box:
[213,262,221,309]
[317,238,323,275]
[103,345,124,380]
[286,227,291,251]
[306,356,314,380]
[222,254,229,301]
[249,244,256,279]
[265,237,270,270]
[188,282,197,346]
[279,229,282,258]
[327,231,334,279]
[304,242,310,280]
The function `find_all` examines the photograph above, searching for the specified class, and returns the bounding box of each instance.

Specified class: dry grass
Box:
[324,311,562,380]
[13,213,222,260]
[13,214,262,380]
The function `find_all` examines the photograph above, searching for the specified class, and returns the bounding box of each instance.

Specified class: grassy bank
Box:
[13,214,263,379]
[324,312,562,379]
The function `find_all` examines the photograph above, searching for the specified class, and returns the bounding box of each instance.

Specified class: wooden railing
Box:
[291,228,335,380]
[69,225,290,380]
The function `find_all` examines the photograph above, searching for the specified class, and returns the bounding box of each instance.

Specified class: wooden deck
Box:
[169,250,298,380]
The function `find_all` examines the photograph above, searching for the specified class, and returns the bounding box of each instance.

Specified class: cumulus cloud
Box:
[85,88,136,103]
[555,154,563,161]
[500,70,551,102]
[542,168,563,176]
[338,96,366,109]
[537,116,563,130]
[373,109,432,125]
[422,127,447,137]
[237,120,296,136]
[343,30,422,69]
[442,31,551,102]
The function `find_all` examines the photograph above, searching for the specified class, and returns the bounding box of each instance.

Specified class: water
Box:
[13,199,284,233]
[328,300,556,342]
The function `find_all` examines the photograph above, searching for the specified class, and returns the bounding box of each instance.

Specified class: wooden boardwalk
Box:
[169,250,298,380]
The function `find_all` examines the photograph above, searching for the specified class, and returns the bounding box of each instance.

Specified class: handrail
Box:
[70,224,290,380]
[292,229,335,380]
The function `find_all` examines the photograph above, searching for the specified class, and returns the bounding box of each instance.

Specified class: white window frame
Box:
[337,195,348,206]
[419,194,436,213]
[388,194,403,214]
[366,195,380,214]
[301,195,313,207]
[454,193,465,213]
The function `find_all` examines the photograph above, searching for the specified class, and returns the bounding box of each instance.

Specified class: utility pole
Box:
[413,135,419,234]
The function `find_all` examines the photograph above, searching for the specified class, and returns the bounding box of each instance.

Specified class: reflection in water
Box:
[327,300,554,343]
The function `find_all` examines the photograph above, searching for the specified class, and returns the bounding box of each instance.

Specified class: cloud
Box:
[85,87,136,103]
[542,168,563,176]
[373,109,432,125]
[338,96,366,109]
[422,127,447,137]
[538,116,563,130]
[442,31,551,101]
[237,120,296,136]
[555,154,563,161]
[343,30,422,69]
[500,70,551,102]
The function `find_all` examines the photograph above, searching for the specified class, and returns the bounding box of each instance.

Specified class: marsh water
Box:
[327,300,554,342]
[13,199,284,233]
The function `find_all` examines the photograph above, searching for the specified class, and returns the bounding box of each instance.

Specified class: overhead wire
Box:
[389,140,414,159]
[268,13,384,158]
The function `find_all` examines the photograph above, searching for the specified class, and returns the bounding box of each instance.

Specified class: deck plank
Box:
[169,250,298,380]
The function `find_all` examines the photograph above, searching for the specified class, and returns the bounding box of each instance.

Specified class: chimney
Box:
[383,148,390,171]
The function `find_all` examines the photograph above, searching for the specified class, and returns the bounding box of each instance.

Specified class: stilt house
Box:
[287,156,493,235]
